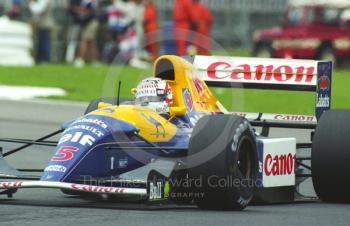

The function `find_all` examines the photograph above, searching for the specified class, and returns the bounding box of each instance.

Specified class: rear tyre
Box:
[312,110,350,202]
[188,115,258,210]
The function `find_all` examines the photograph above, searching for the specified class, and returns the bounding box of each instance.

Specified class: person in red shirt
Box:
[192,0,213,55]
[173,0,194,56]
[144,0,158,59]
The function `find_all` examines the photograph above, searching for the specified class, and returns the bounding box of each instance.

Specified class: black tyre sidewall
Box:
[312,110,350,202]
[188,115,257,210]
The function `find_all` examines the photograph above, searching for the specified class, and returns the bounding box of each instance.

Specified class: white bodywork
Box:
[258,138,296,188]
[193,55,318,87]
[234,112,317,124]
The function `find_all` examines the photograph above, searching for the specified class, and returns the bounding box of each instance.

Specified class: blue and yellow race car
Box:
[1,55,348,210]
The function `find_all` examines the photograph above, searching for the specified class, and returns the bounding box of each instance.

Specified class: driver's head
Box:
[135,77,173,114]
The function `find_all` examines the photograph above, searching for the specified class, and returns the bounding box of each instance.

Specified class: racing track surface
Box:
[0,99,349,226]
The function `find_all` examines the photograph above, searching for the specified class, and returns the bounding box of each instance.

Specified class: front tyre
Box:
[188,115,258,210]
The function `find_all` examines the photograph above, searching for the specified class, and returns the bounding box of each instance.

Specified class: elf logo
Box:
[58,132,95,147]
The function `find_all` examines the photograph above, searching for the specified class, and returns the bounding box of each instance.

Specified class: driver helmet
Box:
[135,77,173,114]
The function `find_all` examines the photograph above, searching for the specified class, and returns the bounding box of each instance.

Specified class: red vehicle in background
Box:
[252,0,350,65]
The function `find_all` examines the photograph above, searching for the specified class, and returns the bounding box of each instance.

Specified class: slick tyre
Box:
[312,110,350,202]
[188,115,258,210]
[85,97,131,114]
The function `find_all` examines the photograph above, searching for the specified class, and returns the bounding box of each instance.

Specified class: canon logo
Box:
[207,62,315,83]
[274,114,315,122]
[71,184,125,193]
[264,153,296,176]
[0,181,23,188]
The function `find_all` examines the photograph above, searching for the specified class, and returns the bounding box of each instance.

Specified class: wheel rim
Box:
[238,137,253,180]
[230,136,255,181]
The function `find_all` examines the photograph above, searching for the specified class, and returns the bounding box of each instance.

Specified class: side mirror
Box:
[170,107,186,116]
[98,102,113,109]
[131,88,137,95]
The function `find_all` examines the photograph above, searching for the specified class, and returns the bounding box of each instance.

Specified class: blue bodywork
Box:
[41,111,196,183]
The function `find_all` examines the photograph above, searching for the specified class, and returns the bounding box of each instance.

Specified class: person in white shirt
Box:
[28,0,54,63]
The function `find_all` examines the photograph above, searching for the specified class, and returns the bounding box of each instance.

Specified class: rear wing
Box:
[192,56,332,121]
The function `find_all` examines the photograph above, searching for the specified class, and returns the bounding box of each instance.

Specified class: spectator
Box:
[132,0,145,50]
[107,0,131,36]
[105,0,148,67]
[5,0,23,20]
[144,0,158,59]
[70,0,100,67]
[192,0,213,55]
[127,0,150,68]
[173,0,194,56]
[103,0,137,63]
[29,0,54,63]
[65,0,82,63]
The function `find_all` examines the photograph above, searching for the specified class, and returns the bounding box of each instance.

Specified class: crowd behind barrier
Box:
[0,0,288,66]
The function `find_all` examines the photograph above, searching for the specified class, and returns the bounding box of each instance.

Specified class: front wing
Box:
[0,180,147,196]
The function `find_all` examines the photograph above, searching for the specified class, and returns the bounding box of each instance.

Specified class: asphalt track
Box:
[0,99,349,226]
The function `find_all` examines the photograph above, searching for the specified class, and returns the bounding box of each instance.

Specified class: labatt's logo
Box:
[316,75,330,108]
[317,94,330,107]
[264,153,296,176]
[207,62,315,84]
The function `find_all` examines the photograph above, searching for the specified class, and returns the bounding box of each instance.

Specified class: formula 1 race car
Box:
[0,55,349,210]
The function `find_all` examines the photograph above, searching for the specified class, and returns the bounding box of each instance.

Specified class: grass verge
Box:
[0,65,349,115]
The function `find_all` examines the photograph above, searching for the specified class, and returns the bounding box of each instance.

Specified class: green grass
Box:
[0,65,151,102]
[212,49,251,57]
[0,64,350,115]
